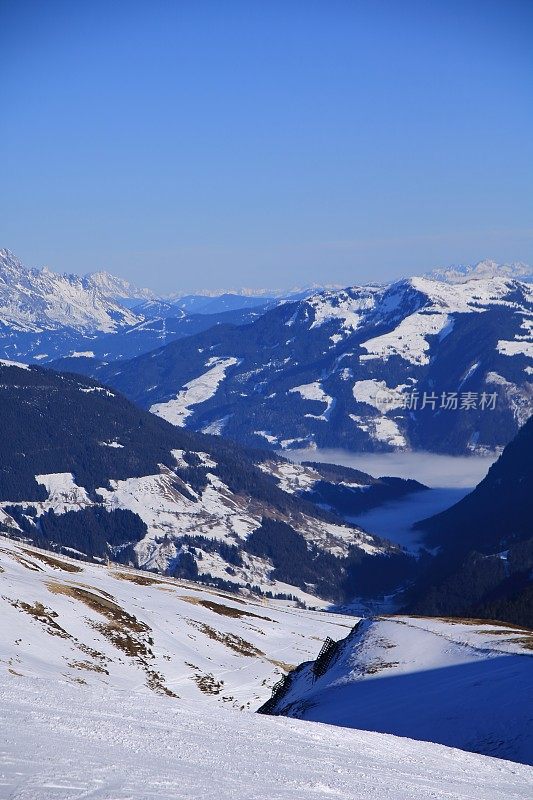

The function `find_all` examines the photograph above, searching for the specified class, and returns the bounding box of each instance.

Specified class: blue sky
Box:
[1,1,532,292]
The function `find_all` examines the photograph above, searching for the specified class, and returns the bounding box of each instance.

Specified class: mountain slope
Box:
[0,536,357,708]
[0,360,402,603]
[1,538,532,799]
[263,615,533,765]
[86,275,532,455]
[46,305,268,364]
[415,414,532,549]
[406,415,533,626]
[7,683,530,800]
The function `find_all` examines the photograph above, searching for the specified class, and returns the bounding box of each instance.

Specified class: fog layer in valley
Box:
[286,449,499,488]
[286,450,500,549]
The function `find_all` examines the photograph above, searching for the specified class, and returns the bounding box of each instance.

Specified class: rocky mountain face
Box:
[84,270,156,304]
[0,249,146,362]
[0,360,412,605]
[0,249,141,334]
[81,274,532,455]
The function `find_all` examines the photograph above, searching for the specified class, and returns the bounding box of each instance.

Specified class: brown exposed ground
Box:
[22,549,83,573]
[10,600,70,638]
[46,580,177,696]
[187,620,265,658]
[180,596,272,622]
[193,671,224,695]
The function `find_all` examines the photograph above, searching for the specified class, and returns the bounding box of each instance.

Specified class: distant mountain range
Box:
[427,259,533,284]
[1,248,531,455]
[70,273,531,455]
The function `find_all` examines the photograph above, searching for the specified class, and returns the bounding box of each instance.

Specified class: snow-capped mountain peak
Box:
[0,249,142,333]
[86,270,156,302]
[427,259,532,284]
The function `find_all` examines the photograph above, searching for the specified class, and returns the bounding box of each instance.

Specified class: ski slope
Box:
[2,672,532,800]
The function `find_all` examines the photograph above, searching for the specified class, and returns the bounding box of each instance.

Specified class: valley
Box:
[0,251,531,798]
[286,449,499,549]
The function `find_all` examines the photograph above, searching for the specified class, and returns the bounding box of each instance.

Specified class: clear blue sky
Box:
[1,0,532,293]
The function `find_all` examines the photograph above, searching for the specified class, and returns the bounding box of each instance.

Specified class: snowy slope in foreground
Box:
[268,616,533,765]
[2,674,532,800]
[1,539,532,798]
[0,537,357,710]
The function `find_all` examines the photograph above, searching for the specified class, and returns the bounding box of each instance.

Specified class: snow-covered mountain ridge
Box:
[264,614,533,765]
